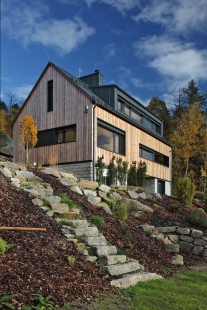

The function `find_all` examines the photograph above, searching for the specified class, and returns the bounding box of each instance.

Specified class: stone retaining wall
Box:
[57,162,93,181]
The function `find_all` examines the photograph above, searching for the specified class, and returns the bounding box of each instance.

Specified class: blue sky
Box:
[1,0,207,109]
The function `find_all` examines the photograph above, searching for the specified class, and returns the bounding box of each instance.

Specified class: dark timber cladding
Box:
[12,64,93,164]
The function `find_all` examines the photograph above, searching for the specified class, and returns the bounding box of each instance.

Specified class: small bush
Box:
[0,237,11,254]
[175,177,195,205]
[188,213,207,229]
[91,215,105,227]
[106,156,116,186]
[95,155,105,185]
[67,256,75,265]
[115,199,129,220]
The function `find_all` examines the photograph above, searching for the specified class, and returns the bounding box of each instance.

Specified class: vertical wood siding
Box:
[95,107,171,181]
[13,66,93,165]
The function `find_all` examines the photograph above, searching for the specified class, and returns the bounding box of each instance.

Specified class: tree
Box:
[18,114,38,163]
[147,97,173,140]
[106,156,116,185]
[116,157,129,185]
[171,102,204,184]
[137,161,147,187]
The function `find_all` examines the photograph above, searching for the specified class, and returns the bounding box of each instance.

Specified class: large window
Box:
[97,120,125,155]
[36,125,76,147]
[47,80,53,112]
[139,144,169,167]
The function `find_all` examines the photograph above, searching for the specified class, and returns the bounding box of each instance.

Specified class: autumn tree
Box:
[18,114,38,163]
[171,102,204,188]
[147,97,173,140]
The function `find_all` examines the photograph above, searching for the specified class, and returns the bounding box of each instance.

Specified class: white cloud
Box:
[133,0,207,35]
[2,0,95,55]
[104,43,116,57]
[134,35,207,91]
[12,84,34,99]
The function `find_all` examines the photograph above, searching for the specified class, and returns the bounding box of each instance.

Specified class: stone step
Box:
[70,226,99,237]
[95,246,117,257]
[111,272,163,289]
[82,235,107,246]
[103,262,144,276]
[104,255,127,265]
[65,219,88,228]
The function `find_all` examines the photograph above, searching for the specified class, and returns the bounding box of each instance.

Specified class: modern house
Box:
[13,61,172,195]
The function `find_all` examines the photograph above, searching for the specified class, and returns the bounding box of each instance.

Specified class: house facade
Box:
[13,62,172,195]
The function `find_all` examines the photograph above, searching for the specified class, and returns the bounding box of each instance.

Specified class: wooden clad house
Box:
[13,61,172,195]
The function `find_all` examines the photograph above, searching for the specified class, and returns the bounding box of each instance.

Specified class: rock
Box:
[51,203,69,213]
[66,219,88,228]
[0,131,13,156]
[46,210,54,217]
[180,235,194,243]
[87,196,101,205]
[192,246,203,255]
[83,189,97,197]
[157,227,176,233]
[166,244,179,253]
[16,170,41,181]
[32,198,44,207]
[96,202,113,215]
[99,184,111,193]
[86,256,97,262]
[163,237,172,245]
[118,185,127,191]
[194,239,207,247]
[110,192,122,201]
[70,186,83,195]
[130,211,144,218]
[141,224,155,234]
[104,255,127,265]
[176,228,190,235]
[111,272,163,288]
[24,189,38,198]
[98,191,107,199]
[155,233,165,241]
[70,226,99,237]
[78,180,98,190]
[42,196,61,204]
[172,254,183,265]
[191,229,203,238]
[95,246,117,256]
[59,178,77,187]
[168,234,179,244]
[64,233,75,239]
[44,168,61,178]
[127,186,143,192]
[2,167,12,178]
[103,262,143,276]
[11,178,20,187]
[127,191,139,199]
[63,210,80,220]
[82,236,107,246]
[128,199,153,212]
[138,192,146,199]
[59,172,77,181]
[179,241,194,252]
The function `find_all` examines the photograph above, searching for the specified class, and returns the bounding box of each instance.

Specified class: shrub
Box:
[137,161,147,187]
[95,155,105,185]
[115,199,129,220]
[175,177,195,205]
[0,237,11,254]
[67,256,75,265]
[127,161,138,186]
[106,156,116,186]
[116,157,129,185]
[188,213,207,228]
[91,215,105,227]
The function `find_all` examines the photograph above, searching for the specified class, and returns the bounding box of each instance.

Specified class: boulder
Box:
[59,172,77,181]
[32,198,44,207]
[191,229,203,238]
[59,178,77,187]
[176,228,190,235]
[99,184,111,193]
[70,186,83,195]
[110,192,122,201]
[78,180,98,190]
[128,199,153,213]
[179,241,194,252]
[96,202,113,215]
[127,191,139,199]
[168,234,179,244]
[0,131,13,156]
[2,167,12,178]
[172,254,183,265]
[50,203,69,213]
[192,246,203,255]
[87,196,101,205]
[83,189,97,197]
[44,168,61,178]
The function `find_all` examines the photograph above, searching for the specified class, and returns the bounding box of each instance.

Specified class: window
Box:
[36,125,76,147]
[140,144,169,167]
[47,80,53,111]
[124,105,130,116]
[131,110,142,123]
[97,120,125,155]
[118,100,123,111]
[143,117,152,129]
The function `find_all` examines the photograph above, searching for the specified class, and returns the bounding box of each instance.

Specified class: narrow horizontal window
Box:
[36,125,76,147]
[97,120,125,155]
[140,144,169,167]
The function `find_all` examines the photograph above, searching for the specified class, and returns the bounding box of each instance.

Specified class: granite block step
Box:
[104,255,127,265]
[111,272,163,288]
[82,235,107,246]
[95,246,117,256]
[103,262,144,276]
[70,226,99,237]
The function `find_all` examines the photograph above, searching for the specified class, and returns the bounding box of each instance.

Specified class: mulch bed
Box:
[1,167,207,308]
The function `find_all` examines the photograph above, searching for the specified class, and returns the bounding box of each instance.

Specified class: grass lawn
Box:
[80,270,207,310]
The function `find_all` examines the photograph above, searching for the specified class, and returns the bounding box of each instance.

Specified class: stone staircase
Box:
[57,218,163,288]
[1,162,163,289]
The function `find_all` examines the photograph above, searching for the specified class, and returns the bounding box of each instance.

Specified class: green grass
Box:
[0,237,11,254]
[58,193,76,209]
[91,215,105,227]
[121,270,207,310]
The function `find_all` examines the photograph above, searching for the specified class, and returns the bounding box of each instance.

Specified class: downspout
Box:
[92,99,98,181]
